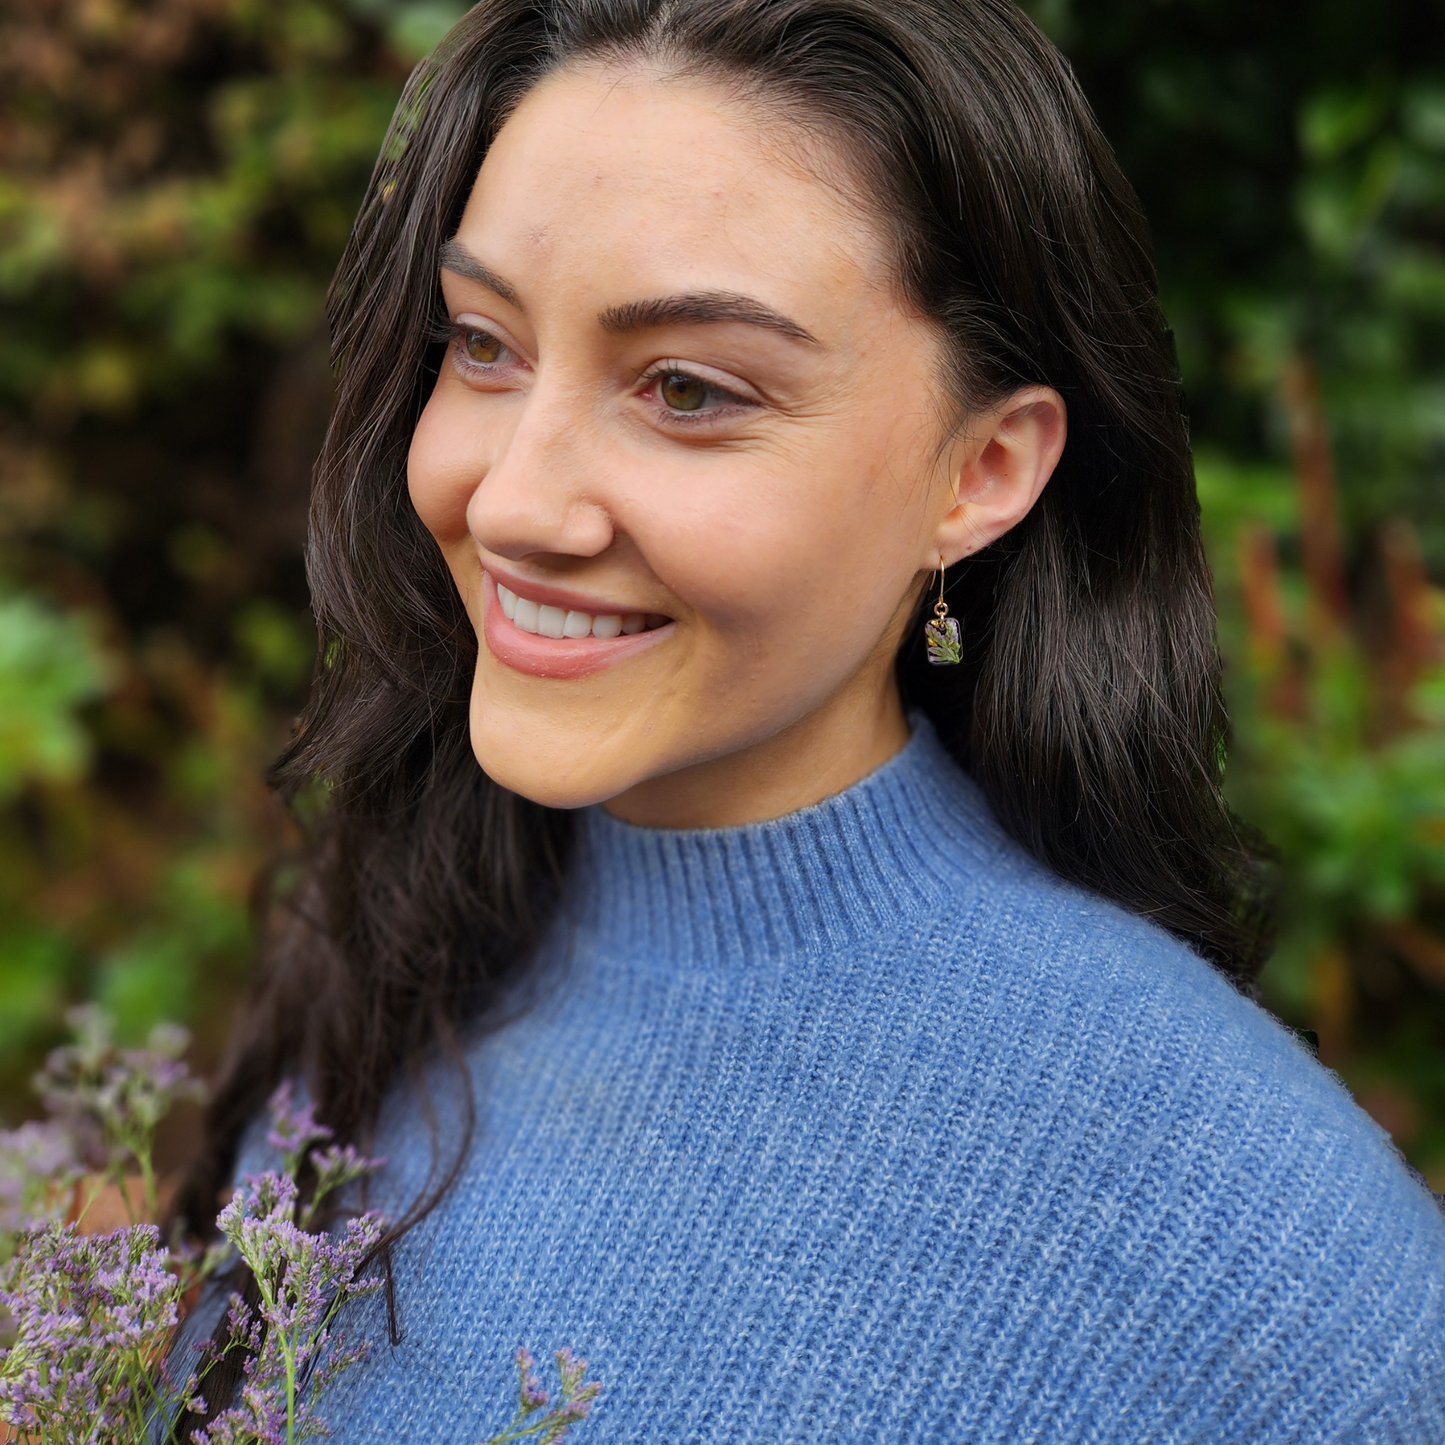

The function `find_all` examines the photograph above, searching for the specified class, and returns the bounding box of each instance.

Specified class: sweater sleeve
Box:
[1345,1314,1445,1445]
[963,886,1445,1445]
[1176,1011,1445,1442]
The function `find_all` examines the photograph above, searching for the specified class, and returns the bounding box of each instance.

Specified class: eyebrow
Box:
[439,238,817,346]
[439,239,521,307]
[600,292,817,345]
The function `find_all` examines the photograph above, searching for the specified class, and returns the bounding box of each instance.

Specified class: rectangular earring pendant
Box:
[925,614,962,665]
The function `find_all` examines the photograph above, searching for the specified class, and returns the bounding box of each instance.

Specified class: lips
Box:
[482,571,673,680]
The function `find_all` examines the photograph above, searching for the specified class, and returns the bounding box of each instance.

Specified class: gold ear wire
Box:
[925,556,962,666]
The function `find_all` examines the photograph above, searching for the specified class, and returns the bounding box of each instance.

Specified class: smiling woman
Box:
[177,0,1445,1439]
[409,64,1064,820]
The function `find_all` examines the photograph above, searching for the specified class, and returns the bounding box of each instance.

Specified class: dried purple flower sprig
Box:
[0,1120,79,1251]
[193,1180,386,1445]
[0,1015,605,1445]
[482,1346,604,1445]
[261,1081,385,1230]
[34,1004,207,1226]
[0,1220,202,1441]
[0,1009,213,1441]
[192,1083,390,1445]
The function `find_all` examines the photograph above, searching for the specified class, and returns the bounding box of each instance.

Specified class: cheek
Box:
[407,389,481,546]
[644,428,920,661]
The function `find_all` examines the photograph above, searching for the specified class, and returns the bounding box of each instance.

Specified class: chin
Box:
[468,708,642,812]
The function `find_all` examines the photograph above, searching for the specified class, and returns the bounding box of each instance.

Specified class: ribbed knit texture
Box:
[267,720,1445,1441]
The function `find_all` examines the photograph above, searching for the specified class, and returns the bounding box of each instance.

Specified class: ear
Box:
[929,385,1067,569]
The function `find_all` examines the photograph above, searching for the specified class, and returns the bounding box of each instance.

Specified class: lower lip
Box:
[481,573,673,680]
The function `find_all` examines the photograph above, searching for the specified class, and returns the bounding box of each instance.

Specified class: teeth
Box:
[494,578,663,641]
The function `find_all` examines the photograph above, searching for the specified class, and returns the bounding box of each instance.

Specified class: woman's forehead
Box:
[453,64,895,319]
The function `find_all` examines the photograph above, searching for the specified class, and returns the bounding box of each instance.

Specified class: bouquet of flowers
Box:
[0,1008,602,1445]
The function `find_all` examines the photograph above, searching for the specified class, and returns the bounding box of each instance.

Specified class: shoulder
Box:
[914,825,1445,1431]
[926,820,1428,1225]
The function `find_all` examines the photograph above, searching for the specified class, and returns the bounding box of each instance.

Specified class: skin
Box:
[407,63,1066,828]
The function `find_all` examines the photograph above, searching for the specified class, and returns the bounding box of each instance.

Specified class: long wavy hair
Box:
[178,0,1273,1316]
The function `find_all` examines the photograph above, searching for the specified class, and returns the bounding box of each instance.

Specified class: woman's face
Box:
[409,64,1061,823]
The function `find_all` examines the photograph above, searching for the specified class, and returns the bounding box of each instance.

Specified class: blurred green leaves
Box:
[0,582,309,1095]
[1167,38,1445,1167]
[0,591,108,1061]
[351,0,471,59]
[0,593,110,799]
[0,929,71,1060]
[0,1,412,419]
[0,0,400,1106]
[1,0,1444,1191]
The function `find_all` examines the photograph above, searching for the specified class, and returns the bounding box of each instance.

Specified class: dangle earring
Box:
[925,558,962,665]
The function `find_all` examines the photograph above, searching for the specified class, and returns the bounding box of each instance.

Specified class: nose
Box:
[464,375,615,566]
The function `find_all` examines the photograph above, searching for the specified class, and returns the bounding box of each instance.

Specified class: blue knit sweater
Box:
[279,720,1445,1440]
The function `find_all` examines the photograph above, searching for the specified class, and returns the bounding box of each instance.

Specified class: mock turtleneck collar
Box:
[570,716,1010,966]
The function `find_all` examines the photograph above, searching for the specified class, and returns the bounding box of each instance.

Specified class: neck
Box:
[603,671,910,829]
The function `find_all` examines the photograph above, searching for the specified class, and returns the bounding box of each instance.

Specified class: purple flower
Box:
[0,1221,198,1438]
[263,1081,333,1169]
[516,1345,551,1410]
[35,1008,206,1149]
[483,1344,604,1444]
[31,1006,205,1224]
[0,1119,79,1237]
[194,1169,388,1445]
[0,1012,578,1445]
[304,1143,388,1228]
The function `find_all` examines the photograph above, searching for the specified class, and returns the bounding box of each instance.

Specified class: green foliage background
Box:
[2,0,1444,1178]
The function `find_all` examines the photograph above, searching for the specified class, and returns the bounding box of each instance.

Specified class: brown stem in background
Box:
[1236,522,1301,717]
[1311,944,1354,1064]
[1281,351,1349,631]
[1377,517,1436,731]
[1378,918,1445,989]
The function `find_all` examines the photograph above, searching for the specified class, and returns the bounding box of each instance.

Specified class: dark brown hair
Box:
[179,0,1271,1299]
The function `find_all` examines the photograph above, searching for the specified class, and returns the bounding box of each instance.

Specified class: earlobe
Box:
[930,385,1066,569]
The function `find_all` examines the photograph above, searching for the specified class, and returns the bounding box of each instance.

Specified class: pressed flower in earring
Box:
[925,561,961,665]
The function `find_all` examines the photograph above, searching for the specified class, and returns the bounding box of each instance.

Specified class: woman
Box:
[181,0,1445,1437]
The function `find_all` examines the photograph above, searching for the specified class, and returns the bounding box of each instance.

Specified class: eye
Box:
[447,322,527,388]
[458,326,507,366]
[645,367,752,420]
[660,372,708,411]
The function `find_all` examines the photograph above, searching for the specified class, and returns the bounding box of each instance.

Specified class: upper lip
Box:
[483,560,670,619]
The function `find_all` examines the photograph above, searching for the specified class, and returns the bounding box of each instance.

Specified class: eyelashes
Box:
[438,319,759,425]
[636,365,754,421]
[426,308,463,346]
